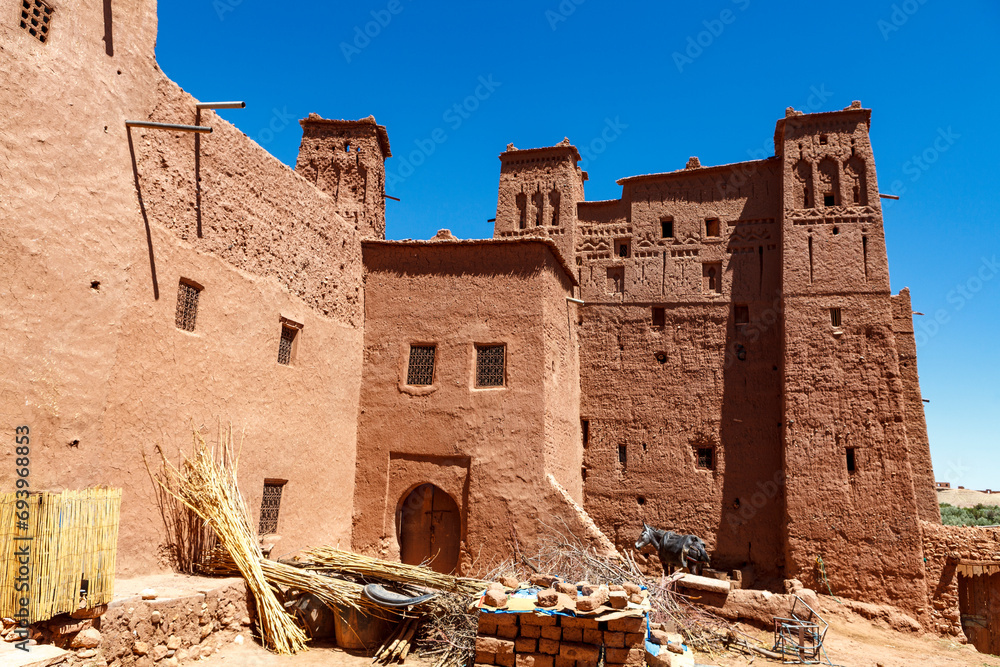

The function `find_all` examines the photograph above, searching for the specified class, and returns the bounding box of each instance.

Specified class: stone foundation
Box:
[23,578,253,667]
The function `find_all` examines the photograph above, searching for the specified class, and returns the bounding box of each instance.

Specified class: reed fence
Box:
[0,487,121,622]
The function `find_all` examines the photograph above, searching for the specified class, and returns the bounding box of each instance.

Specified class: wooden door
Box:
[398,484,460,574]
[959,572,1000,655]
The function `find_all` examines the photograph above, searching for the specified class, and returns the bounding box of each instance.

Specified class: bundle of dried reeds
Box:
[153,426,307,654]
[293,546,488,595]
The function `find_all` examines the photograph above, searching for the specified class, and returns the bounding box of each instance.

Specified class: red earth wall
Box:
[0,0,365,573]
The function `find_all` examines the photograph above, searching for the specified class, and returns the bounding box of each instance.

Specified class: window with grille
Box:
[20,0,53,43]
[277,324,298,365]
[830,308,842,327]
[175,281,201,332]
[697,447,715,470]
[258,482,284,535]
[406,345,436,385]
[475,345,505,388]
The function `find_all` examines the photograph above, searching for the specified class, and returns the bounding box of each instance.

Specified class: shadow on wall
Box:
[714,198,785,578]
[126,127,159,301]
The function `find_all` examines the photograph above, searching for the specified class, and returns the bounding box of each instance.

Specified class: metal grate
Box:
[175,282,201,331]
[475,345,505,387]
[406,345,436,385]
[697,447,714,470]
[258,483,283,535]
[830,308,842,327]
[19,0,53,43]
[277,325,297,365]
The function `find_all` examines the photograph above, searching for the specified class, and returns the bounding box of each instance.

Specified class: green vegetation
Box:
[940,503,1000,527]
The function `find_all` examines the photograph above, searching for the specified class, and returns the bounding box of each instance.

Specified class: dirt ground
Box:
[196,611,1000,667]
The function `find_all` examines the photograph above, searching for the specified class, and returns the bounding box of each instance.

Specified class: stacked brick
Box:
[475,611,647,667]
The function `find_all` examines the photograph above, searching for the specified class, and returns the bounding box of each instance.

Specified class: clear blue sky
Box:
[156,1,999,491]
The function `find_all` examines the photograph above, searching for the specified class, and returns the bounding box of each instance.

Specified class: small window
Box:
[582,419,590,447]
[175,280,202,332]
[278,321,301,365]
[830,308,842,328]
[705,218,720,237]
[702,262,722,294]
[406,345,436,385]
[651,307,665,327]
[258,481,286,535]
[607,267,624,294]
[661,218,674,238]
[697,447,715,470]
[618,445,627,468]
[475,344,505,387]
[654,352,667,364]
[20,0,54,43]
[734,305,750,326]
[846,447,857,474]
[824,193,835,207]
[618,241,630,258]
[819,134,828,145]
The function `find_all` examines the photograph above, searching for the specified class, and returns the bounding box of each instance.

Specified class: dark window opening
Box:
[258,481,285,535]
[862,236,869,281]
[581,467,587,482]
[90,280,101,290]
[824,193,835,207]
[278,323,299,365]
[651,307,665,327]
[819,134,828,145]
[697,447,715,470]
[582,419,590,447]
[846,447,857,474]
[661,219,674,238]
[175,281,201,332]
[406,345,436,386]
[637,496,646,506]
[654,352,667,364]
[475,344,506,387]
[618,241,630,258]
[103,0,113,56]
[830,308,842,328]
[618,445,627,468]
[516,193,527,230]
[20,0,53,43]
[832,226,840,235]
[705,218,720,237]
[808,237,814,284]
[734,305,750,326]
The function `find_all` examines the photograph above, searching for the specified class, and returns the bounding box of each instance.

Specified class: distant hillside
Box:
[937,488,1000,508]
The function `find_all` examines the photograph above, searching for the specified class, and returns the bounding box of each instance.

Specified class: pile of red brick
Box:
[475,610,646,667]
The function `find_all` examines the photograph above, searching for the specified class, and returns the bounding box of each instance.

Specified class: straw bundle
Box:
[293,546,488,595]
[154,426,307,654]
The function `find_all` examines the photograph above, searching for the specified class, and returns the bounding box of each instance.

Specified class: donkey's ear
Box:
[642,522,650,530]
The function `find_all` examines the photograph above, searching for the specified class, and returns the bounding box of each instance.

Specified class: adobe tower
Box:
[296,114,392,238]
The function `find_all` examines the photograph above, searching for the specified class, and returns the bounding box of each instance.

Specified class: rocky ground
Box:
[193,596,1000,667]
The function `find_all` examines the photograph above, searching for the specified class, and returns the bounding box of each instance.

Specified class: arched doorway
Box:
[396,483,460,574]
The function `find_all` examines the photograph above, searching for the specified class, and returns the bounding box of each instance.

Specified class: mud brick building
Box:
[1,0,991,644]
